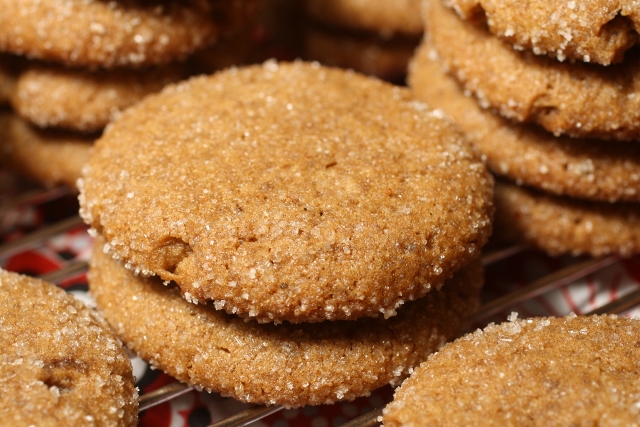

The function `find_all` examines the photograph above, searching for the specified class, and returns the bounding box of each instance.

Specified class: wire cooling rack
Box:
[2,174,640,427]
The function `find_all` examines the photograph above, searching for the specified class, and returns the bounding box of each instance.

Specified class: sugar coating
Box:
[79,61,494,323]
[494,179,640,257]
[0,112,93,190]
[383,314,640,426]
[89,235,484,408]
[12,62,189,132]
[0,0,225,69]
[305,0,424,37]
[0,268,138,426]
[444,0,640,65]
[408,42,640,203]
[427,0,640,141]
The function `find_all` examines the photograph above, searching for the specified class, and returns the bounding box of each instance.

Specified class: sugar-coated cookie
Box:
[0,268,138,426]
[89,236,483,408]
[408,42,640,203]
[443,0,640,65]
[79,61,494,323]
[427,0,640,141]
[383,314,640,427]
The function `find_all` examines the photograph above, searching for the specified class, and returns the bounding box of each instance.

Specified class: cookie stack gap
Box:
[82,61,495,407]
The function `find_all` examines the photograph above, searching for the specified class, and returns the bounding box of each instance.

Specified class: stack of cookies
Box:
[0,0,258,190]
[409,0,640,257]
[301,0,423,83]
[80,60,495,407]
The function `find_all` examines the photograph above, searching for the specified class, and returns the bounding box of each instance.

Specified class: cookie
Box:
[89,235,483,408]
[443,0,640,65]
[0,268,138,426]
[79,61,494,323]
[0,0,224,69]
[383,314,640,427]
[494,179,640,257]
[408,42,640,203]
[305,0,423,37]
[0,112,94,189]
[11,62,189,132]
[427,0,640,141]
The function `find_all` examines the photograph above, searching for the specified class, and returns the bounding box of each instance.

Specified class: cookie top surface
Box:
[79,61,494,323]
[408,42,640,203]
[383,314,640,427]
[0,0,223,68]
[89,235,483,408]
[12,62,188,132]
[427,0,640,141]
[305,0,424,37]
[443,0,640,65]
[494,179,640,257]
[0,268,138,427]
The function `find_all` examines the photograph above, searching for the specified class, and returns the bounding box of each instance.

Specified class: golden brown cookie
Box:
[0,113,93,189]
[89,235,483,408]
[494,179,640,257]
[305,0,424,37]
[443,0,640,65]
[11,62,189,132]
[79,61,494,324]
[408,41,640,203]
[427,0,640,141]
[0,268,138,426]
[0,0,224,69]
[383,314,640,427]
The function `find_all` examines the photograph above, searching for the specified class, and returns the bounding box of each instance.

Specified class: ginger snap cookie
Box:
[494,179,640,257]
[11,62,189,132]
[0,0,224,69]
[89,236,483,408]
[0,113,94,189]
[443,0,640,65]
[0,268,138,426]
[383,313,640,427]
[79,61,494,324]
[427,0,640,141]
[408,42,640,203]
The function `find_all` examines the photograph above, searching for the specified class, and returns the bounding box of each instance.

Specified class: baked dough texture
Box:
[89,236,483,408]
[444,0,640,65]
[0,269,138,427]
[79,61,494,323]
[383,314,640,427]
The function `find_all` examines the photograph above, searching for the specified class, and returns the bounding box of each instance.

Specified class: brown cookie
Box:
[89,235,483,408]
[79,61,494,324]
[383,314,640,427]
[305,0,424,37]
[427,0,640,141]
[0,268,138,426]
[12,62,189,132]
[494,179,640,257]
[0,112,94,189]
[0,0,224,69]
[408,41,640,203]
[443,0,640,65]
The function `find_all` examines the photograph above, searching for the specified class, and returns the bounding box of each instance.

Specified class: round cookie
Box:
[443,0,640,65]
[0,113,93,189]
[494,179,640,257]
[0,268,138,426]
[305,0,424,37]
[383,314,640,427]
[0,0,224,69]
[89,235,484,408]
[427,0,640,141]
[79,61,494,324]
[12,62,189,132]
[408,42,640,203]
